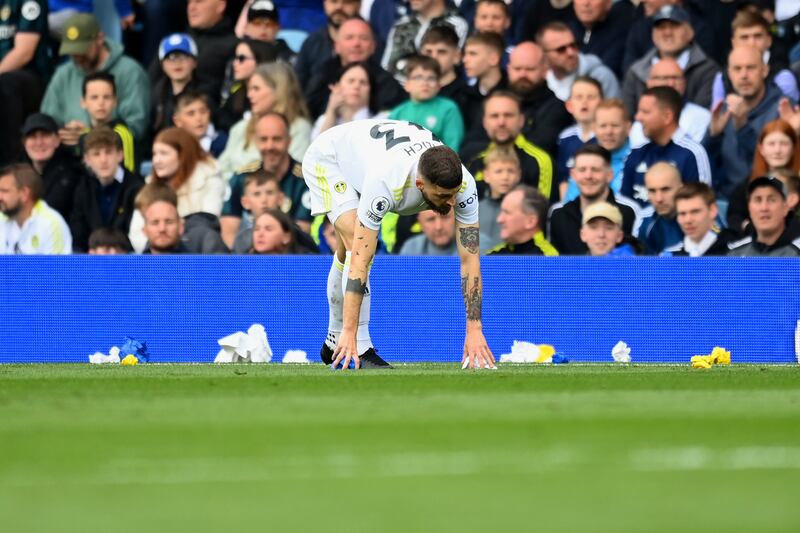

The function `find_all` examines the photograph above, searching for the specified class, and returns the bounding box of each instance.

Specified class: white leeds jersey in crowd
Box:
[306,119,479,230]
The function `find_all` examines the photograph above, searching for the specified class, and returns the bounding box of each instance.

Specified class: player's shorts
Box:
[302,135,359,224]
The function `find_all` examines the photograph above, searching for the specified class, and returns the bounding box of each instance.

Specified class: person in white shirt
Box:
[302,119,495,370]
[0,163,72,254]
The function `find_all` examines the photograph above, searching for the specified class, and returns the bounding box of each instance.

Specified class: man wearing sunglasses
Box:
[536,20,620,102]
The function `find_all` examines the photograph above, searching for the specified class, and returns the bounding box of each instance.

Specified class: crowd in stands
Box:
[1,0,800,257]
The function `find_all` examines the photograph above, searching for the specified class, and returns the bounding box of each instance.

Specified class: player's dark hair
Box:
[0,163,43,202]
[642,86,682,124]
[83,71,116,97]
[88,227,132,252]
[419,145,463,189]
[574,144,611,166]
[515,184,548,228]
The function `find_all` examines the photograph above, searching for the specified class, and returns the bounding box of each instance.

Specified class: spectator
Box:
[521,0,578,48]
[637,161,684,254]
[537,21,620,102]
[129,127,225,252]
[662,182,735,256]
[312,61,385,140]
[87,227,132,254]
[580,201,635,256]
[706,46,784,203]
[504,41,572,159]
[236,1,295,62]
[304,17,405,118]
[622,5,719,117]
[250,208,316,254]
[712,9,799,108]
[150,33,202,137]
[389,55,464,151]
[556,76,602,199]
[0,0,49,166]
[20,113,86,222]
[140,188,188,255]
[628,57,711,145]
[472,0,510,40]
[460,31,505,133]
[478,145,521,252]
[487,184,558,255]
[221,112,313,248]
[183,0,238,100]
[294,0,362,90]
[69,72,137,173]
[727,119,800,234]
[49,1,135,43]
[549,144,640,255]
[398,209,457,255]
[173,91,229,158]
[461,91,554,202]
[728,175,800,256]
[381,0,468,81]
[217,37,278,133]
[622,86,711,208]
[622,0,717,74]
[69,127,144,252]
[419,25,468,115]
[569,0,635,79]
[139,0,189,66]
[0,162,72,254]
[219,61,311,178]
[41,13,150,142]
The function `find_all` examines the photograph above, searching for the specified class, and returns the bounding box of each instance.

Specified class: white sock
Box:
[342,251,373,355]
[325,254,345,350]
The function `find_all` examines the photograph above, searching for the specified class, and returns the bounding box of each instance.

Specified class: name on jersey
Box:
[0,24,16,39]
[458,191,478,209]
[402,140,437,158]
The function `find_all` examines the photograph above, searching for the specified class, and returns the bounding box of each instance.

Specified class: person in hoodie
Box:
[621,5,719,117]
[536,20,620,102]
[705,45,786,203]
[40,13,150,143]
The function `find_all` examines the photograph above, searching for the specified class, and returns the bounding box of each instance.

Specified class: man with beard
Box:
[40,13,150,143]
[0,163,72,254]
[302,118,495,370]
[294,0,361,89]
[461,91,554,202]
[503,41,572,159]
[220,111,313,248]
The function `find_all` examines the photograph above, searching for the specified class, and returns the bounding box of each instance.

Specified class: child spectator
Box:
[238,1,294,62]
[151,33,202,137]
[557,76,603,200]
[250,209,316,255]
[232,168,285,252]
[389,55,465,151]
[173,91,229,158]
[419,26,468,116]
[70,128,144,252]
[473,0,511,38]
[71,72,137,173]
[479,145,522,252]
[312,62,385,140]
[461,31,505,133]
[87,227,133,255]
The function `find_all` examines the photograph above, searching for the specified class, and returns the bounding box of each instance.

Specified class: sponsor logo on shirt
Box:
[366,196,390,223]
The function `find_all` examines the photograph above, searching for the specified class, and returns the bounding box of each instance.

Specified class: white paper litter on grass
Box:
[214,324,272,363]
[88,346,121,364]
[282,350,310,364]
[499,340,545,363]
[612,341,631,363]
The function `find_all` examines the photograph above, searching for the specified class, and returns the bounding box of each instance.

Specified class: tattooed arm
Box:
[455,221,496,369]
[333,219,380,370]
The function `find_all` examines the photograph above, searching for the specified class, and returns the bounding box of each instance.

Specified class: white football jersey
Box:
[320,119,479,230]
[0,200,72,255]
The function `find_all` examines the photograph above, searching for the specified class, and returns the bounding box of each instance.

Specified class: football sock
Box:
[342,251,374,355]
[325,254,346,351]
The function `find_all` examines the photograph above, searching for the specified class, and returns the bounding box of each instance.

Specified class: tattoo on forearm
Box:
[461,275,482,321]
[459,227,480,254]
[346,278,367,295]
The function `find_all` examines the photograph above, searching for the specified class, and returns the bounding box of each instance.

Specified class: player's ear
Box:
[416,177,425,191]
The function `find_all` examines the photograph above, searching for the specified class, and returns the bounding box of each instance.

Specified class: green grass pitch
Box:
[1,363,799,532]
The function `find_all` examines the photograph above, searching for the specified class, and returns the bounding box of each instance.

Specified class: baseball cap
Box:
[158,33,199,61]
[652,5,691,25]
[21,113,59,137]
[583,202,623,226]
[748,176,787,199]
[59,13,101,56]
[248,0,279,22]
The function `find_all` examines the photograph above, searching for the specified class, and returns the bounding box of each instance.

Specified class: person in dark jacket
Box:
[569,0,635,79]
[20,113,86,223]
[69,128,144,252]
[487,185,559,256]
[662,182,736,256]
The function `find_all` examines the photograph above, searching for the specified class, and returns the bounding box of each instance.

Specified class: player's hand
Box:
[461,329,496,370]
[332,329,360,370]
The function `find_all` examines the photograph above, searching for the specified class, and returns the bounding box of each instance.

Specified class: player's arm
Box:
[455,220,496,370]
[333,218,380,369]
[0,33,40,73]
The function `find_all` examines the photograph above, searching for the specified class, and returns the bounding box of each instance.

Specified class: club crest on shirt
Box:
[0,6,11,21]
[334,181,347,194]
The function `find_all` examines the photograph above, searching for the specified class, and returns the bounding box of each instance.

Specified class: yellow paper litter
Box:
[691,347,730,369]
[536,344,556,363]
[121,354,139,366]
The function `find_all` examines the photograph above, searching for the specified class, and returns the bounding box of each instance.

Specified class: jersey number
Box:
[369,122,442,151]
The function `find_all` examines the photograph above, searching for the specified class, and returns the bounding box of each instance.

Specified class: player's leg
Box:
[320,224,346,364]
